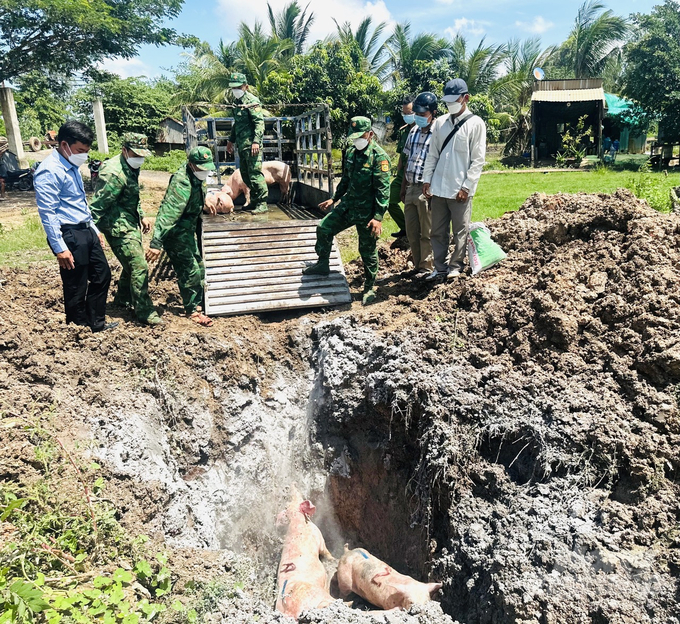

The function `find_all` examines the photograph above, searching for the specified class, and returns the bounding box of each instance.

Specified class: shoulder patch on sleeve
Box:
[380,160,389,172]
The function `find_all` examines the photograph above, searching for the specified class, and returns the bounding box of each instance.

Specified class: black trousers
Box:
[58,224,111,331]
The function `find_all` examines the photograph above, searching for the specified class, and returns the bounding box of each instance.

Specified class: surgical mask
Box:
[447,101,464,115]
[414,114,430,128]
[126,156,145,169]
[403,114,415,124]
[353,137,369,151]
[232,88,245,99]
[192,169,209,181]
[65,145,88,167]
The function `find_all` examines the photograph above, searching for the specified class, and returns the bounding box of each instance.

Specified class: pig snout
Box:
[299,500,316,518]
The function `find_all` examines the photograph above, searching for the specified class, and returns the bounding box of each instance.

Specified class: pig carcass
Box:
[203,190,234,214]
[275,486,335,619]
[223,160,292,205]
[336,545,442,611]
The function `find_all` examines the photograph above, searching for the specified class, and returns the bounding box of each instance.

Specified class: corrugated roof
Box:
[532,88,605,103]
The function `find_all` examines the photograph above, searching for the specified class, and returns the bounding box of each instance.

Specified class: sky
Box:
[101,0,659,79]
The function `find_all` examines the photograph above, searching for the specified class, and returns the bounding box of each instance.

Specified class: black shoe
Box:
[92,321,119,333]
[391,229,406,238]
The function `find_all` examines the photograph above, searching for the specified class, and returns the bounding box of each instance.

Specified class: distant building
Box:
[603,93,647,154]
[531,79,606,164]
[156,117,185,154]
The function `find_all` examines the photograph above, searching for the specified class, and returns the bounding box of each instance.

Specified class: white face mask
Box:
[232,88,245,99]
[126,156,145,169]
[65,145,88,167]
[192,169,209,181]
[353,137,369,151]
[447,101,464,115]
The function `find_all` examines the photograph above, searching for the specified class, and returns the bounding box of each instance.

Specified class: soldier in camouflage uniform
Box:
[387,95,415,238]
[225,72,269,214]
[90,133,162,325]
[304,116,390,306]
[145,147,215,327]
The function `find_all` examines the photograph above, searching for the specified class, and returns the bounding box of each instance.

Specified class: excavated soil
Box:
[2,189,680,623]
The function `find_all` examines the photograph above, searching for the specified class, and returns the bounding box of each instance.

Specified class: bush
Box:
[628,165,673,212]
[142,150,187,173]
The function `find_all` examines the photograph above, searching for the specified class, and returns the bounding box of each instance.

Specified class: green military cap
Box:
[228,72,248,87]
[348,116,372,140]
[122,132,152,158]
[188,146,216,171]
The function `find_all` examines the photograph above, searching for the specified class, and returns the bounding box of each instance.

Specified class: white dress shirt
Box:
[422,111,486,198]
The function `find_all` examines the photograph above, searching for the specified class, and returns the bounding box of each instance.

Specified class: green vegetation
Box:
[473,166,679,219]
[141,151,187,173]
[0,217,51,266]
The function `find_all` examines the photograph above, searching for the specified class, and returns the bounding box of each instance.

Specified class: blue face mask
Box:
[403,114,415,124]
[414,114,430,128]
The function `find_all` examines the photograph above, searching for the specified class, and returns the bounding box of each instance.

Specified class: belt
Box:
[61,222,91,231]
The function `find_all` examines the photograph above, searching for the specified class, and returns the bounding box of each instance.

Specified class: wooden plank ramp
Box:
[202,216,352,316]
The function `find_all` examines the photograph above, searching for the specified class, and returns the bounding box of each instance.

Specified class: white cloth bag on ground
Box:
[467,222,507,275]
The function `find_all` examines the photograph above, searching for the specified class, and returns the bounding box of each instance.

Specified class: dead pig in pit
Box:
[275,485,335,619]
[336,544,442,611]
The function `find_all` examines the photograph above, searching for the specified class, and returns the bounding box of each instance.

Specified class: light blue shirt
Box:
[34,150,99,254]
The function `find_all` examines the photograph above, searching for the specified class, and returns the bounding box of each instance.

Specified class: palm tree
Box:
[268,1,315,55]
[561,0,629,78]
[236,21,294,93]
[448,34,507,95]
[333,16,389,77]
[385,22,453,83]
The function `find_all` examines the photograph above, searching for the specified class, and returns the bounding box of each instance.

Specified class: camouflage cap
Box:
[188,146,216,171]
[228,72,248,88]
[348,116,372,140]
[122,132,152,158]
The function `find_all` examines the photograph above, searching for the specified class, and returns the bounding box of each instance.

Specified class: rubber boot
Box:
[303,260,330,276]
[252,204,268,214]
[141,312,163,326]
[362,288,377,306]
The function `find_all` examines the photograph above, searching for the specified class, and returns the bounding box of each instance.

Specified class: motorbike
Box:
[88,159,103,191]
[3,165,35,191]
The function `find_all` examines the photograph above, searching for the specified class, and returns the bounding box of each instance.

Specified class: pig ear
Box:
[428,582,443,596]
[299,500,316,517]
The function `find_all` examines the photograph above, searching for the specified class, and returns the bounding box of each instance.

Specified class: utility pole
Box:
[0,86,27,167]
[92,98,109,154]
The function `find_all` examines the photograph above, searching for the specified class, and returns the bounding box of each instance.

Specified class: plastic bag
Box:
[467,222,506,275]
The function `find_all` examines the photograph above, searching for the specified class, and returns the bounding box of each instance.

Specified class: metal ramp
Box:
[202,216,352,316]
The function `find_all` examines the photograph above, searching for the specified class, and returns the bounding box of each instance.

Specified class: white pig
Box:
[224,160,292,205]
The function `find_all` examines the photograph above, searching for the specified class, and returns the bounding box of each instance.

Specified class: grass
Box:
[0,216,54,266]
[473,166,679,220]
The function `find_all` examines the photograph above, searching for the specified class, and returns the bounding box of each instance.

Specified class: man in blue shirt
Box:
[34,121,116,332]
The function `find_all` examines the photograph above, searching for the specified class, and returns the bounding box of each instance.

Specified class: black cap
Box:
[443,79,468,102]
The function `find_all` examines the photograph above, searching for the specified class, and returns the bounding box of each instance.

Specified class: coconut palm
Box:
[448,34,507,95]
[333,16,389,77]
[561,0,629,78]
[236,21,294,93]
[385,22,453,84]
[267,1,315,55]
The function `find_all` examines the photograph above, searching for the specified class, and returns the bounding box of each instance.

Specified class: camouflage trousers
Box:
[238,148,268,206]
[315,206,378,291]
[387,170,406,232]
[106,230,156,322]
[164,227,205,314]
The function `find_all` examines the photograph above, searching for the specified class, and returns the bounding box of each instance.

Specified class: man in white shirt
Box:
[422,79,486,281]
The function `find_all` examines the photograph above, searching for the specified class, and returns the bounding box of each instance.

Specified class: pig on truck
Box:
[223,160,292,206]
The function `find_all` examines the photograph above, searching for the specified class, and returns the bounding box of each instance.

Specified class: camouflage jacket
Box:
[395,124,412,174]
[90,154,143,237]
[333,141,391,223]
[150,163,206,249]
[229,91,265,150]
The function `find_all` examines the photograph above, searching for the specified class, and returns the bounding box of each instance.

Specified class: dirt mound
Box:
[312,190,680,623]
